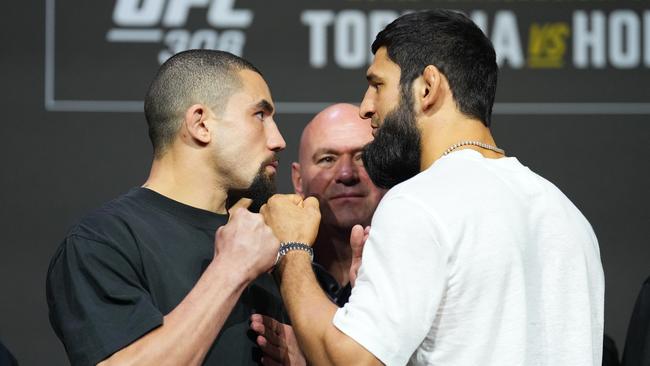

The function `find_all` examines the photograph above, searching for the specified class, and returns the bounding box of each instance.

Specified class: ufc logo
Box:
[113,0,253,28]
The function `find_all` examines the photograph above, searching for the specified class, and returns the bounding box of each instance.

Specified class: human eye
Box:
[367,76,382,91]
[354,152,364,165]
[317,155,336,165]
[255,111,265,121]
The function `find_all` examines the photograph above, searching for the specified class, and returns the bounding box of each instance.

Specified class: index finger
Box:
[268,194,304,206]
[303,196,320,210]
[286,194,304,205]
[261,315,282,335]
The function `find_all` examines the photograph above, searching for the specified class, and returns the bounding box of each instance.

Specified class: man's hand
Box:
[250,314,307,366]
[260,194,321,246]
[349,225,370,287]
[215,198,280,281]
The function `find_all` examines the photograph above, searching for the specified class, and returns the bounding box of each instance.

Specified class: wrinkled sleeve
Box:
[46,235,163,366]
[332,194,449,366]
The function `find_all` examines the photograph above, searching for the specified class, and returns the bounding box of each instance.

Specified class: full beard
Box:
[362,90,421,190]
[226,164,276,213]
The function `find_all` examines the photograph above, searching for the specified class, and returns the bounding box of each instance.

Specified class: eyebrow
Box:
[312,148,339,158]
[256,99,274,115]
[366,72,382,84]
[311,147,363,159]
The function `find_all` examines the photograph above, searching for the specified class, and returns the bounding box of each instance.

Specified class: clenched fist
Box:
[214,198,280,282]
[260,194,321,246]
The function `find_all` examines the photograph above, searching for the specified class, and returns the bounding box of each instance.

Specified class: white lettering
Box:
[207,0,253,28]
[609,10,640,68]
[368,11,398,61]
[645,11,650,67]
[158,29,246,64]
[113,0,165,26]
[159,30,191,64]
[470,10,489,35]
[163,0,209,27]
[189,29,218,49]
[217,30,246,56]
[573,11,606,68]
[491,11,524,68]
[335,10,367,69]
[302,10,335,68]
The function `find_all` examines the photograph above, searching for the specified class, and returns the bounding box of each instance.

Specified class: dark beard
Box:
[226,168,276,213]
[362,91,421,189]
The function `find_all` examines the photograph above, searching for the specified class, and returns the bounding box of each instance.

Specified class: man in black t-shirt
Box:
[46,50,319,366]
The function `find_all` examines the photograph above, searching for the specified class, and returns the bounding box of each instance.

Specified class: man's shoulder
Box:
[385,153,478,196]
[51,188,159,266]
[48,190,152,280]
[67,189,144,241]
[373,177,438,221]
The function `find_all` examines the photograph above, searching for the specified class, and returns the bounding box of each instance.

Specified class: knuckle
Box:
[251,212,263,223]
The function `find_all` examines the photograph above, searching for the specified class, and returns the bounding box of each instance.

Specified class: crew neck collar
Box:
[128,187,228,231]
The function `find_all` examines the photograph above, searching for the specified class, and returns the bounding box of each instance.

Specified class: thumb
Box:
[303,196,320,210]
[227,198,252,222]
[350,224,365,259]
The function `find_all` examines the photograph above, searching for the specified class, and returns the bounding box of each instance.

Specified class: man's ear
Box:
[291,162,305,197]
[418,65,443,113]
[183,104,212,144]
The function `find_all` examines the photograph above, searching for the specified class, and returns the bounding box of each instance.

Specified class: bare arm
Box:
[99,205,279,366]
[276,251,381,366]
[261,195,382,366]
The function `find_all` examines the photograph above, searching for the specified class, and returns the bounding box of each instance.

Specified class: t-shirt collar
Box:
[129,187,228,231]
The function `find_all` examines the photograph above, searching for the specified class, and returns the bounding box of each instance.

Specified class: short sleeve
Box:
[46,234,163,366]
[332,193,449,366]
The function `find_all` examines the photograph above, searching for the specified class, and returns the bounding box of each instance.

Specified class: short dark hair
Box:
[372,9,498,126]
[144,49,261,157]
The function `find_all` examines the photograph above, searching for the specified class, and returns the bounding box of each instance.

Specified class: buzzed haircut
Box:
[144,49,262,158]
[372,9,498,127]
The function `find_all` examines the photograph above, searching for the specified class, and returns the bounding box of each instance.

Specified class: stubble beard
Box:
[226,161,277,213]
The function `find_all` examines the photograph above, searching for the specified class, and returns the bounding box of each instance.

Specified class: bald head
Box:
[298,103,371,165]
[292,103,384,230]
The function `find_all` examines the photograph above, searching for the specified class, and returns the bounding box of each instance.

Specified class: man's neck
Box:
[313,225,353,287]
[143,151,228,214]
[420,114,500,171]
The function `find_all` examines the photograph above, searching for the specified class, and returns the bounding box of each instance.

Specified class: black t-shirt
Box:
[622,276,650,366]
[0,340,18,366]
[312,262,351,307]
[46,188,285,366]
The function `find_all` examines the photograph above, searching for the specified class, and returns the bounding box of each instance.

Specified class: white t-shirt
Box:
[333,149,604,366]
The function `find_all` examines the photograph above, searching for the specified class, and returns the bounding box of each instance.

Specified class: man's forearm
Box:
[99,257,249,366]
[277,251,338,364]
[277,252,381,366]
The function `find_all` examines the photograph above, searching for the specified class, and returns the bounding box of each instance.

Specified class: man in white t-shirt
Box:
[260,9,604,366]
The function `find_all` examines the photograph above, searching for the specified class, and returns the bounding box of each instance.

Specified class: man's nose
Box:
[266,119,286,151]
[335,156,360,186]
[359,88,375,120]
